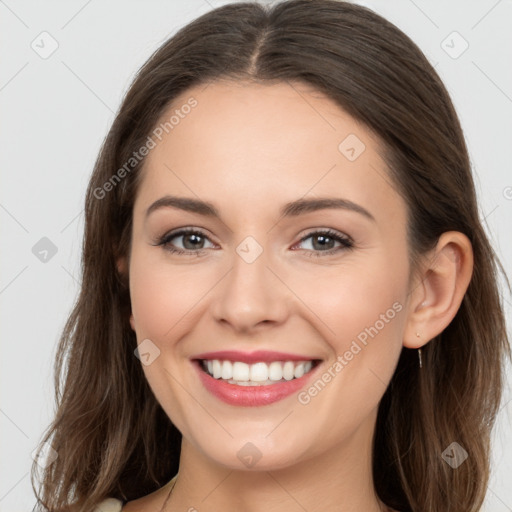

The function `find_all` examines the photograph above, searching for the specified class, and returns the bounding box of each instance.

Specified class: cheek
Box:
[129,267,170,337]
[291,262,407,435]
[129,251,218,339]
[288,257,408,350]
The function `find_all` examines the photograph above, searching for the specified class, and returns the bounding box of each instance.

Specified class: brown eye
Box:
[156,228,215,255]
[294,229,353,257]
[180,232,206,250]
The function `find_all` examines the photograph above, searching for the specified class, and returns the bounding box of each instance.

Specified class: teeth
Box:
[250,362,268,382]
[268,361,283,381]
[232,362,250,381]
[221,360,233,380]
[212,360,222,379]
[283,361,295,380]
[201,359,316,385]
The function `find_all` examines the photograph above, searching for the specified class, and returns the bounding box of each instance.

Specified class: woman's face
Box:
[126,80,413,470]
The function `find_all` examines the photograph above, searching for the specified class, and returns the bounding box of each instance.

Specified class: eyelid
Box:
[154,227,216,249]
[292,228,353,253]
[154,226,354,256]
[296,227,352,243]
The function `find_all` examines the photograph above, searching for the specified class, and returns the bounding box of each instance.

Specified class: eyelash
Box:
[154,227,354,258]
[297,229,354,257]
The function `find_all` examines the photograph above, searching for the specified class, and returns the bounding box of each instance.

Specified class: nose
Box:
[211,243,290,334]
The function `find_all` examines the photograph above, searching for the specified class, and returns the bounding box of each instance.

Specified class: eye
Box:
[293,229,354,257]
[153,227,353,257]
[154,228,216,255]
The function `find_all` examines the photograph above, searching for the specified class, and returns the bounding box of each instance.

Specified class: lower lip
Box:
[193,361,320,406]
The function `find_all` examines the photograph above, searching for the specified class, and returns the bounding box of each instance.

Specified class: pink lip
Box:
[192,359,321,407]
[192,350,318,364]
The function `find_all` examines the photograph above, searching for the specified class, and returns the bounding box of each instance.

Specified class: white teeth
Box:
[268,361,283,381]
[201,359,317,384]
[250,362,269,382]
[212,360,222,379]
[294,363,304,379]
[227,378,278,386]
[232,362,250,381]
[221,360,233,380]
[283,361,295,381]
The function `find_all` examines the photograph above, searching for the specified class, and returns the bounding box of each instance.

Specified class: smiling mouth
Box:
[197,359,321,386]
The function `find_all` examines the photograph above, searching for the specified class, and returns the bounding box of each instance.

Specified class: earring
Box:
[416,332,423,369]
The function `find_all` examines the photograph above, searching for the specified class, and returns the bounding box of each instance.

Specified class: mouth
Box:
[197,358,320,386]
[191,351,323,406]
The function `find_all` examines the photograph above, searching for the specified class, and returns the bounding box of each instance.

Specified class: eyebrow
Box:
[145,195,375,222]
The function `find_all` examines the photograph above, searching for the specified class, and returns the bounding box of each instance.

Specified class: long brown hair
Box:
[32,1,510,510]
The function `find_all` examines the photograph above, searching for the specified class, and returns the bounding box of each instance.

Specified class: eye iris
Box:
[312,234,335,251]
[183,233,204,250]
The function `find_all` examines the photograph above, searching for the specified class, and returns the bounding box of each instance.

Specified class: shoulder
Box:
[94,497,124,512]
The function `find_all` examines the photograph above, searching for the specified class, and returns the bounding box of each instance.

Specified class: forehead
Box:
[135,80,404,225]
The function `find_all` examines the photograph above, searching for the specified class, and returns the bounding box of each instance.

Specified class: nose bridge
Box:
[212,235,288,330]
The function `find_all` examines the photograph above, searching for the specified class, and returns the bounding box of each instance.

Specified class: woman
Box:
[32,1,510,511]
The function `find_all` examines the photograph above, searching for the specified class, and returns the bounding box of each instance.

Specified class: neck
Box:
[167,408,388,512]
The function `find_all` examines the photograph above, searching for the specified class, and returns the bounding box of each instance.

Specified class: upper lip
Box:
[192,350,321,364]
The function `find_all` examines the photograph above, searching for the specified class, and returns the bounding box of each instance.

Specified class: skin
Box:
[118,80,473,512]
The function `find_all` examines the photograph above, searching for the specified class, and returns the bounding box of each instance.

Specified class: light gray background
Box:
[1,0,511,510]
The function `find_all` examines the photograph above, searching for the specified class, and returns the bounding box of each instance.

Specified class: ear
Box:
[403,231,473,349]
[116,256,136,332]
[116,255,127,276]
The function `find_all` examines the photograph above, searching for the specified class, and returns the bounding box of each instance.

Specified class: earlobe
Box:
[403,231,473,349]
[116,256,127,276]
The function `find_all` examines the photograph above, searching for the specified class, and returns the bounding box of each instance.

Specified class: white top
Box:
[94,497,123,511]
